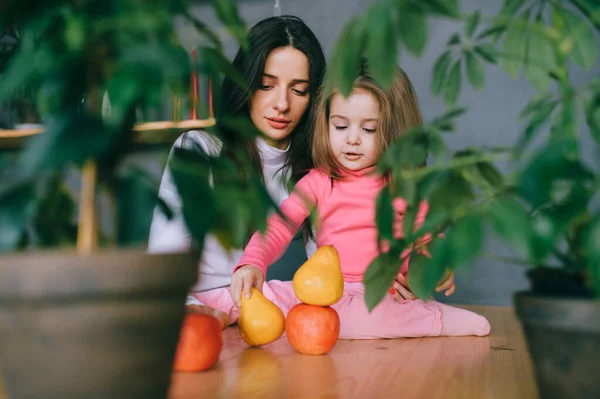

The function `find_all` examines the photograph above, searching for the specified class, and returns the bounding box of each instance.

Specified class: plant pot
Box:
[0,249,199,399]
[514,292,600,399]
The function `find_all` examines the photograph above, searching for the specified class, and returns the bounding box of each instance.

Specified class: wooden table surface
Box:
[168,305,539,399]
[0,306,537,398]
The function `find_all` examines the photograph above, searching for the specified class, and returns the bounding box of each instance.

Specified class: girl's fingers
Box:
[243,276,253,300]
[393,281,416,300]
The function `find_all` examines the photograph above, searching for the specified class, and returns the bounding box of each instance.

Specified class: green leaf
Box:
[170,147,216,245]
[528,211,558,263]
[407,250,446,299]
[525,27,556,91]
[431,50,453,96]
[376,187,395,242]
[392,176,416,206]
[490,196,531,255]
[432,107,467,125]
[568,0,600,33]
[199,46,248,90]
[20,113,111,176]
[413,0,459,18]
[585,94,600,146]
[476,161,504,188]
[211,0,247,48]
[465,11,481,38]
[584,216,600,296]
[366,4,399,88]
[398,7,428,56]
[466,52,485,89]
[364,252,403,311]
[182,8,223,50]
[427,127,446,161]
[499,10,531,79]
[34,176,77,248]
[427,171,475,215]
[443,60,461,106]
[519,93,554,119]
[447,214,484,269]
[516,100,557,155]
[0,182,36,252]
[549,100,576,147]
[447,33,461,46]
[474,44,498,64]
[476,25,507,41]
[517,141,594,205]
[402,205,419,240]
[555,5,597,70]
[219,115,263,140]
[483,0,527,42]
[330,17,365,97]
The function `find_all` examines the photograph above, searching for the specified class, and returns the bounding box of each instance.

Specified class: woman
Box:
[148,15,326,328]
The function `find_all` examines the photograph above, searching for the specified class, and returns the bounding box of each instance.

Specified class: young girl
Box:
[196,67,491,339]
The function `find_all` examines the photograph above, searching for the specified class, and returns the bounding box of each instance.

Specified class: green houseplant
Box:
[0,1,274,398]
[1,0,598,397]
[324,0,599,398]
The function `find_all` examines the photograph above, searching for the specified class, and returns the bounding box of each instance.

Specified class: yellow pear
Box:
[238,288,285,347]
[292,245,344,306]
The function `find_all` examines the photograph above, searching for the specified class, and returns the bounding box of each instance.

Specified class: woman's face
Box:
[249,46,310,150]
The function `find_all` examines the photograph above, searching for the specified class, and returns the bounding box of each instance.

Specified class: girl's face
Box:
[249,46,310,150]
[328,89,381,172]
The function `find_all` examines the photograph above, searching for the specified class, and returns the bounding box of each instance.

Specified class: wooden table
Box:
[168,305,539,399]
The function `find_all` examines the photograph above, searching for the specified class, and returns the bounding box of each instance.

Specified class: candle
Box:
[190,48,199,120]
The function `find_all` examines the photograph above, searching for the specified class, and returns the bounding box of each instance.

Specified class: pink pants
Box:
[195,281,490,339]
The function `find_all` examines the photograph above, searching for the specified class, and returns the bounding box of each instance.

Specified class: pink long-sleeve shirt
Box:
[236,166,430,282]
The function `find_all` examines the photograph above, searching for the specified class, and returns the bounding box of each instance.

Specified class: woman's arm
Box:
[147,131,222,254]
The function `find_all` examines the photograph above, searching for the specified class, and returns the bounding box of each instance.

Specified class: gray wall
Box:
[177,0,600,306]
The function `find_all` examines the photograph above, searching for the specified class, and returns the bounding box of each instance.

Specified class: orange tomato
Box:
[173,313,223,372]
[285,304,340,355]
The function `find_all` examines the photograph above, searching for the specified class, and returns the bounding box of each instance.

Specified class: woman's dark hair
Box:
[217,15,326,242]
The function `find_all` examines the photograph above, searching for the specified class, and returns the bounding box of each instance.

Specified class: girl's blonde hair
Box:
[311,66,423,179]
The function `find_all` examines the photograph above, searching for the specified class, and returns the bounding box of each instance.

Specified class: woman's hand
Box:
[389,270,456,301]
[229,265,265,308]
[435,270,456,296]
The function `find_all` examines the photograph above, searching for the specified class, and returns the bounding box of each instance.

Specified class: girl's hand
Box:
[389,273,416,301]
[435,270,456,296]
[229,265,265,308]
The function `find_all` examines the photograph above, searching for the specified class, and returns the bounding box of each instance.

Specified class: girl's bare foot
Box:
[186,304,229,330]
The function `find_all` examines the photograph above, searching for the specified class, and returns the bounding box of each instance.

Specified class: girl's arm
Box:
[235,170,322,277]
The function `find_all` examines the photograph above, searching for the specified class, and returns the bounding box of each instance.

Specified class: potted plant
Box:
[0,1,272,398]
[328,1,599,398]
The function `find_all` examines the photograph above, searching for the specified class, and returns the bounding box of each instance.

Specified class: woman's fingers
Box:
[445,283,456,296]
[435,272,455,293]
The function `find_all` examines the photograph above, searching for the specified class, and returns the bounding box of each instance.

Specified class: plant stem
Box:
[401,151,511,180]
[76,160,98,255]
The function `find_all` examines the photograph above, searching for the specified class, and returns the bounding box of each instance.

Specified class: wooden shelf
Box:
[0,118,216,149]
